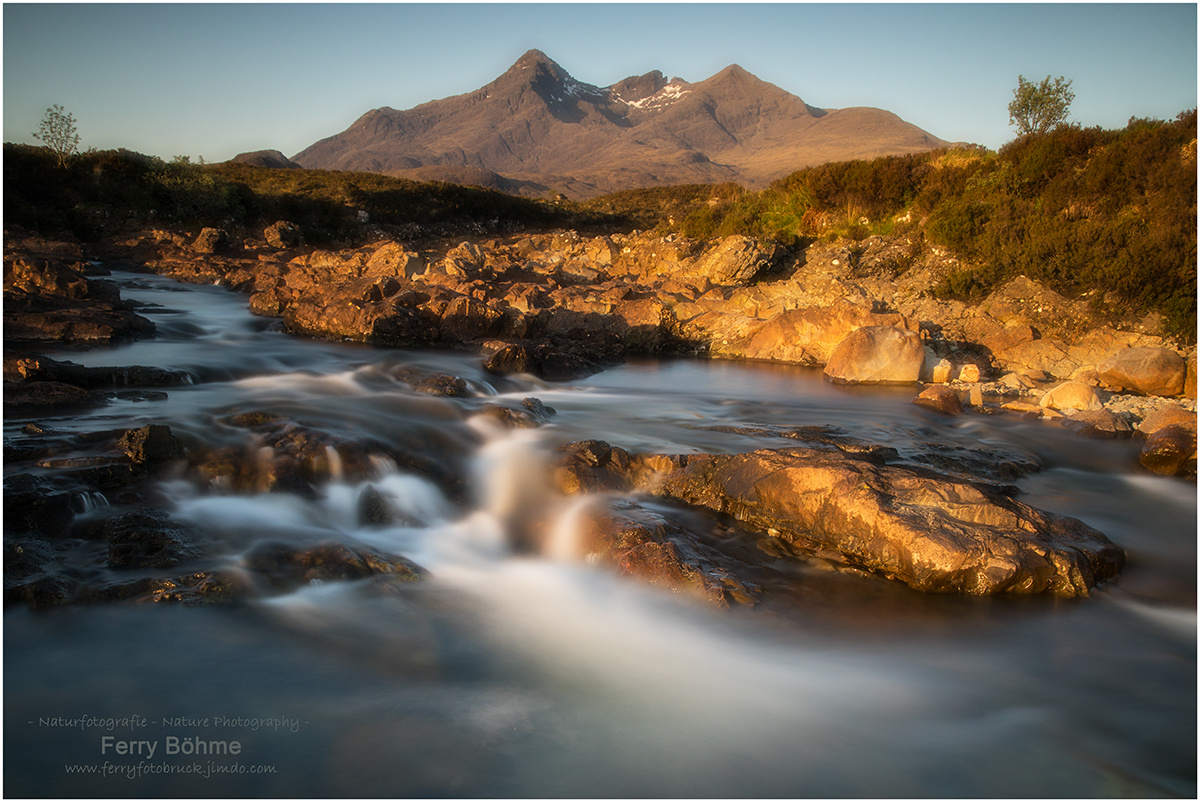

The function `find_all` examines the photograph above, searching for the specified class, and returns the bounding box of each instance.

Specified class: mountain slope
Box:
[292,50,948,197]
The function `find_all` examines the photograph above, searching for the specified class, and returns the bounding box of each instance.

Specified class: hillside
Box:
[290,50,948,197]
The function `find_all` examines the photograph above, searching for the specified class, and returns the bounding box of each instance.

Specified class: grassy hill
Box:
[2,145,613,245]
[579,111,1197,340]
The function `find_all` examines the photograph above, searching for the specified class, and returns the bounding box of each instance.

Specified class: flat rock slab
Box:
[643,446,1124,597]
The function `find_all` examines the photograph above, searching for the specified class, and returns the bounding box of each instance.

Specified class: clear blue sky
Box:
[4,3,1196,162]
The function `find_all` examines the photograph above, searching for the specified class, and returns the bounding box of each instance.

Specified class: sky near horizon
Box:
[3,3,1197,163]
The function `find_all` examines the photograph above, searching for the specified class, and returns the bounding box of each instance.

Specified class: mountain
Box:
[291,49,948,198]
[231,149,300,169]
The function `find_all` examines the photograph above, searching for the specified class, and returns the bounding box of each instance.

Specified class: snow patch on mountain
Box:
[616,82,691,110]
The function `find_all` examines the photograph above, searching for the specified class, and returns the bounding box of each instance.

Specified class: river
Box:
[4,271,1195,797]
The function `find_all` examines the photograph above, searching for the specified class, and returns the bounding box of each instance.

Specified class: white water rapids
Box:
[3,271,1195,797]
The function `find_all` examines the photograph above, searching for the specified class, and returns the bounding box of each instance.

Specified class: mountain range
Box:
[258,49,950,198]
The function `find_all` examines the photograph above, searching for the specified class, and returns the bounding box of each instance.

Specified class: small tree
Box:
[34,104,80,168]
[1008,75,1075,137]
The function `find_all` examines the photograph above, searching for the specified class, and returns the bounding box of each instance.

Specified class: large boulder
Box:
[646,447,1124,596]
[1139,425,1197,476]
[1038,381,1104,412]
[1097,347,1187,397]
[717,306,914,366]
[823,326,924,384]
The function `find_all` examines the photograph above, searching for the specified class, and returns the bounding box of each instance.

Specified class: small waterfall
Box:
[324,445,344,481]
[543,494,599,563]
[467,417,552,554]
[73,490,109,513]
[367,454,398,478]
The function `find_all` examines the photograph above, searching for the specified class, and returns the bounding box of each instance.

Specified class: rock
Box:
[1059,409,1134,438]
[365,242,425,279]
[993,339,1081,381]
[192,228,229,254]
[572,498,762,606]
[482,342,599,381]
[1139,405,1196,436]
[823,326,924,384]
[117,424,183,465]
[356,485,395,526]
[689,235,781,285]
[718,306,914,366]
[1038,381,1104,412]
[3,474,77,535]
[957,363,982,383]
[1139,425,1197,476]
[643,446,1123,596]
[553,440,641,495]
[264,221,302,250]
[4,257,91,299]
[4,381,94,410]
[104,508,200,569]
[1097,347,1187,397]
[243,540,426,589]
[913,385,964,415]
[920,348,953,384]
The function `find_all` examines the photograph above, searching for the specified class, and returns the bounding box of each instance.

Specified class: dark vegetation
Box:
[2,145,616,246]
[5,109,1195,338]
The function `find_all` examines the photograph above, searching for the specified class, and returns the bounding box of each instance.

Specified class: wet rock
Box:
[521,397,556,423]
[1097,347,1187,397]
[644,447,1123,596]
[1139,425,1197,477]
[6,572,76,609]
[3,473,78,535]
[1059,409,1134,439]
[117,424,183,465]
[574,498,762,606]
[482,342,600,381]
[264,220,303,250]
[141,572,247,605]
[4,380,95,410]
[104,508,201,569]
[408,372,471,397]
[5,355,192,388]
[823,325,924,385]
[913,385,964,415]
[243,540,427,589]
[553,440,640,494]
[356,485,395,526]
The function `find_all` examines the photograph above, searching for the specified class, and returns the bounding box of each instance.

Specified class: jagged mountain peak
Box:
[290,49,948,198]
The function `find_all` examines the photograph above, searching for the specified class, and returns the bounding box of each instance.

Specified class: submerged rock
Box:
[243,540,427,590]
[103,507,201,570]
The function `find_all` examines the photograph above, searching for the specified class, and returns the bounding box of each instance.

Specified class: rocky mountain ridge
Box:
[284,49,949,198]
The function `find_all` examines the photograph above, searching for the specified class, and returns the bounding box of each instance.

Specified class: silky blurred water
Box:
[4,272,1195,797]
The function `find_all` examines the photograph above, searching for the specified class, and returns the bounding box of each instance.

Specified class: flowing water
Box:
[4,271,1195,798]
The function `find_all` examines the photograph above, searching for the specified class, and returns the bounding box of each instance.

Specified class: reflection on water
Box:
[4,272,1195,797]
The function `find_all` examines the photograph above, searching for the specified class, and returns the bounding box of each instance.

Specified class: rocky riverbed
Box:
[4,221,1196,610]
[4,227,1196,796]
